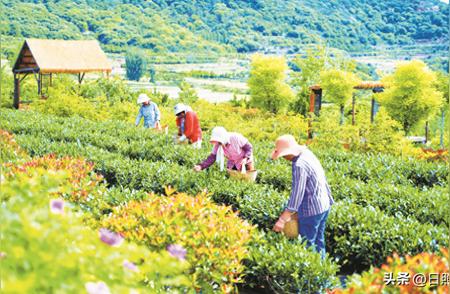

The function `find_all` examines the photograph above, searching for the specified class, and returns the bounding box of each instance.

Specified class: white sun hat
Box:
[137,93,150,104]
[210,126,230,145]
[174,103,187,115]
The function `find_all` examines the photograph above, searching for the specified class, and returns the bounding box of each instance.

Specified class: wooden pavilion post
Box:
[371,87,384,123]
[308,90,315,139]
[13,74,20,109]
[78,73,85,84]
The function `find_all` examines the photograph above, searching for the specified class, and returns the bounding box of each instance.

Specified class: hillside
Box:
[0,0,448,53]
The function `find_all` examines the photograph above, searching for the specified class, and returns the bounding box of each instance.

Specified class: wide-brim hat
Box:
[271,135,306,160]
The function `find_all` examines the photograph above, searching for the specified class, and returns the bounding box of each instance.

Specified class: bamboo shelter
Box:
[12,39,112,109]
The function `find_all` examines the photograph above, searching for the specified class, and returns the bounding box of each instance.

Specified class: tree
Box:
[378,60,442,135]
[178,81,198,104]
[290,45,357,116]
[290,46,327,115]
[125,49,146,81]
[149,66,156,84]
[435,71,449,147]
[320,69,360,124]
[248,54,294,114]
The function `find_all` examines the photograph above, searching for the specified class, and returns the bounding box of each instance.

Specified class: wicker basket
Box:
[227,169,258,182]
[283,213,299,239]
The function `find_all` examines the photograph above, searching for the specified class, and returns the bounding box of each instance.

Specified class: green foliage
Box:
[327,201,446,273]
[246,231,340,293]
[3,0,448,53]
[33,92,107,121]
[378,60,443,134]
[290,46,327,115]
[0,66,14,108]
[320,69,360,123]
[178,81,199,104]
[1,109,447,281]
[1,161,190,293]
[125,49,146,81]
[102,191,255,292]
[80,77,133,103]
[248,54,294,114]
[435,71,449,106]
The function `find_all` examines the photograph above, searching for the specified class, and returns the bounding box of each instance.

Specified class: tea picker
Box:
[135,93,161,130]
[173,103,202,149]
[193,127,257,181]
[270,135,334,259]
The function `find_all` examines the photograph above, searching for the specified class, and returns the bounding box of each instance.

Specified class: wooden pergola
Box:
[12,39,112,109]
[308,81,385,138]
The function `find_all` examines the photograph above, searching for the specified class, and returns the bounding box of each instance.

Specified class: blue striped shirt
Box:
[286,149,334,217]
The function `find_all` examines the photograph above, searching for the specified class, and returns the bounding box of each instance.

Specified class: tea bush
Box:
[245,231,340,293]
[327,201,447,273]
[2,129,338,292]
[9,132,448,274]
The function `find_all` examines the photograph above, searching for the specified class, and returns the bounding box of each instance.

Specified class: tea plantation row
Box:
[9,130,447,275]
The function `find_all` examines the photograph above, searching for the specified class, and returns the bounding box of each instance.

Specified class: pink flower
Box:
[167,244,187,261]
[0,252,6,259]
[50,199,65,214]
[123,260,139,272]
[85,281,110,294]
[99,228,123,247]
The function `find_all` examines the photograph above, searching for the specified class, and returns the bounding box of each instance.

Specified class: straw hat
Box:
[137,93,150,104]
[271,135,307,160]
[210,127,230,145]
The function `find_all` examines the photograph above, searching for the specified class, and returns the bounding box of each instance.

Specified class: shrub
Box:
[0,129,28,162]
[331,248,449,293]
[245,231,340,293]
[101,190,255,292]
[378,60,442,134]
[178,80,199,104]
[320,69,361,124]
[32,92,107,121]
[248,54,294,114]
[326,201,447,273]
[1,162,190,293]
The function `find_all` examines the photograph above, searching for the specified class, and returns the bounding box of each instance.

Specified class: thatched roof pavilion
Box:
[12,39,112,108]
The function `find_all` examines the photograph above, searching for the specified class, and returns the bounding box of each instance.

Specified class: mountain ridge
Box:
[0,0,448,54]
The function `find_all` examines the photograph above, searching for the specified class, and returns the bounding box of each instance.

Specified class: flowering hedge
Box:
[0,129,29,162]
[330,248,449,293]
[102,189,255,293]
[1,161,190,293]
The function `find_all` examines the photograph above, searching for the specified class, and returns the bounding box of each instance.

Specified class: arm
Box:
[154,103,161,122]
[199,144,218,170]
[135,108,142,126]
[199,153,217,170]
[241,142,253,159]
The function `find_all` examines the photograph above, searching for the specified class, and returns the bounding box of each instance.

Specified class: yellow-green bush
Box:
[2,163,191,293]
[102,188,255,293]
